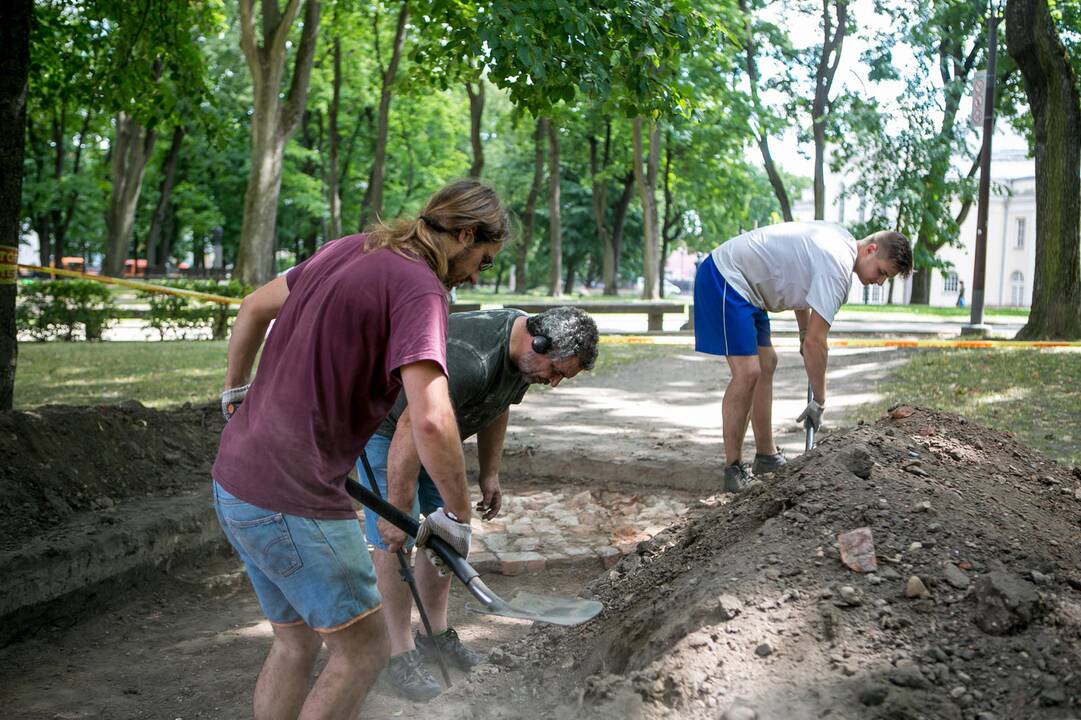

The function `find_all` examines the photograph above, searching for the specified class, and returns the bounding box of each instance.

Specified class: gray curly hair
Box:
[525,307,599,371]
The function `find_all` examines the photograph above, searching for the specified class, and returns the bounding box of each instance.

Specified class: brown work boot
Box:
[723,461,755,493]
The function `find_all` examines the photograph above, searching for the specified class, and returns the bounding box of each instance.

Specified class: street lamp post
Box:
[962,6,1000,337]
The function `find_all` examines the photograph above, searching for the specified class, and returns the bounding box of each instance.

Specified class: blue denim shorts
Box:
[212,480,382,632]
[355,433,444,551]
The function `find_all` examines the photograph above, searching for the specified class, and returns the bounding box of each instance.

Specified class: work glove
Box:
[797,399,824,431]
[220,383,251,422]
[416,507,472,574]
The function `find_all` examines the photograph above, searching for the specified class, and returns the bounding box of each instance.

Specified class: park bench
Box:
[504,301,687,332]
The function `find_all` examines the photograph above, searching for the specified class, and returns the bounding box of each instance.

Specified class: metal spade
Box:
[345,478,603,627]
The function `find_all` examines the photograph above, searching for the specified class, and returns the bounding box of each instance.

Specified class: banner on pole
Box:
[970,71,986,125]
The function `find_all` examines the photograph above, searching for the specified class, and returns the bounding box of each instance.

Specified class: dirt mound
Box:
[447,407,1081,720]
[0,402,223,548]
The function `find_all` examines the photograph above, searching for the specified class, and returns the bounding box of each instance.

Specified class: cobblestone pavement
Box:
[360,481,700,576]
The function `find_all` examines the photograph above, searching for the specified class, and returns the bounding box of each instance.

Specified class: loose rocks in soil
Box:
[436,407,1081,720]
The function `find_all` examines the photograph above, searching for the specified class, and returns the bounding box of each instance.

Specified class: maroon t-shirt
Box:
[212,234,449,518]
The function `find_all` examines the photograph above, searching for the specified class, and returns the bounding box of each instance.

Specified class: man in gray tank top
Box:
[357,306,599,701]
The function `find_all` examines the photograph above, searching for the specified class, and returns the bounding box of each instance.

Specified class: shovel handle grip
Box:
[344,477,478,584]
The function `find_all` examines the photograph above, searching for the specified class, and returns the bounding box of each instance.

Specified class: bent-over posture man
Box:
[359,307,599,701]
[694,221,912,492]
[211,179,508,720]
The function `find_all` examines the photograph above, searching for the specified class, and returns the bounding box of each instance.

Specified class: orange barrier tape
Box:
[601,335,1081,349]
[0,248,16,284]
[16,264,241,305]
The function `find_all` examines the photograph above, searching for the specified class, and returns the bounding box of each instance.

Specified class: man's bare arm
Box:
[801,310,830,404]
[223,276,290,388]
[399,361,471,522]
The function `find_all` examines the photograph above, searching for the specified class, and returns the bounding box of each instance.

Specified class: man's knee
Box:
[757,347,778,376]
[323,611,391,669]
[272,624,323,666]
[728,357,761,387]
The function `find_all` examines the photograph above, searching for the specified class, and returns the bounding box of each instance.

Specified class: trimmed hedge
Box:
[16,280,117,341]
[139,279,249,341]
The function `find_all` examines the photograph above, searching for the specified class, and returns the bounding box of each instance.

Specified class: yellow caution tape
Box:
[16,264,241,305]
[0,247,16,285]
[601,334,1081,349]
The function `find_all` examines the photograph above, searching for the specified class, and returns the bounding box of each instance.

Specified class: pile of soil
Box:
[442,407,1081,720]
[0,402,223,548]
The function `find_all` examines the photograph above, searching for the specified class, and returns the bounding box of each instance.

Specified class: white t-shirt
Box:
[710,221,857,326]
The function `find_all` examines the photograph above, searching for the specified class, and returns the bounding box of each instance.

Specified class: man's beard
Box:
[445,245,473,288]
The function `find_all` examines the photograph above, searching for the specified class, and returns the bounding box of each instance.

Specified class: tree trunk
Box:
[633,116,660,299]
[103,111,156,277]
[563,256,576,295]
[0,0,29,409]
[54,110,92,268]
[326,35,342,241]
[358,1,407,230]
[466,80,484,178]
[610,169,635,294]
[1007,0,1081,339]
[547,119,562,297]
[147,125,184,272]
[516,116,546,293]
[812,0,847,219]
[589,123,617,296]
[237,0,321,286]
[740,0,793,221]
[910,21,986,303]
[660,133,682,300]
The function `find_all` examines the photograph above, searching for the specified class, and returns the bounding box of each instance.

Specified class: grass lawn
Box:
[14,339,681,410]
[839,303,1029,318]
[852,348,1081,466]
[15,341,228,410]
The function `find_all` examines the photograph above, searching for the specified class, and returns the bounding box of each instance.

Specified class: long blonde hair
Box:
[365,179,510,283]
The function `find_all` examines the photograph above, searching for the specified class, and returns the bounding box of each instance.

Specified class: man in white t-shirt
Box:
[694,221,912,492]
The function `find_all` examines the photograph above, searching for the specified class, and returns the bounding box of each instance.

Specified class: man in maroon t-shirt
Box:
[211,179,508,719]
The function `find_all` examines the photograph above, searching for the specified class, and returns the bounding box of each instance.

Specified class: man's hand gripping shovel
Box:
[345,478,603,627]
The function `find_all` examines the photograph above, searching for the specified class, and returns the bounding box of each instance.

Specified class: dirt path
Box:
[501,343,912,488]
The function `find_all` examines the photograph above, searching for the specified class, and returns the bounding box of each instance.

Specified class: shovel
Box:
[804,383,815,450]
[344,477,603,626]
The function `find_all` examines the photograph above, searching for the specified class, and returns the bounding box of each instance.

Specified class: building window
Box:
[1011,271,1025,306]
[944,271,959,293]
[1015,217,1026,249]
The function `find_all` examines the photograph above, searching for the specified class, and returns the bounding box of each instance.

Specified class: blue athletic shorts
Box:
[694,254,771,356]
[212,480,382,632]
[355,433,444,551]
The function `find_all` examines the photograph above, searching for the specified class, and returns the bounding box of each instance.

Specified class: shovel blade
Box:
[467,590,603,626]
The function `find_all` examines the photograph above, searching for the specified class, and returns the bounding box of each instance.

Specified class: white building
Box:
[790,146,1039,309]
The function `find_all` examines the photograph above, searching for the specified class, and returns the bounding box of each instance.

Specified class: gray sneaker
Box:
[752,448,787,475]
[416,627,486,670]
[385,649,442,702]
[723,461,755,493]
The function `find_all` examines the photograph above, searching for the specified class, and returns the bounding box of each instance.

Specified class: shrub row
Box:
[16,279,249,341]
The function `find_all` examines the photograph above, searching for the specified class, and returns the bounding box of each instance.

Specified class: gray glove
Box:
[416,508,472,571]
[221,383,251,422]
[797,399,824,431]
